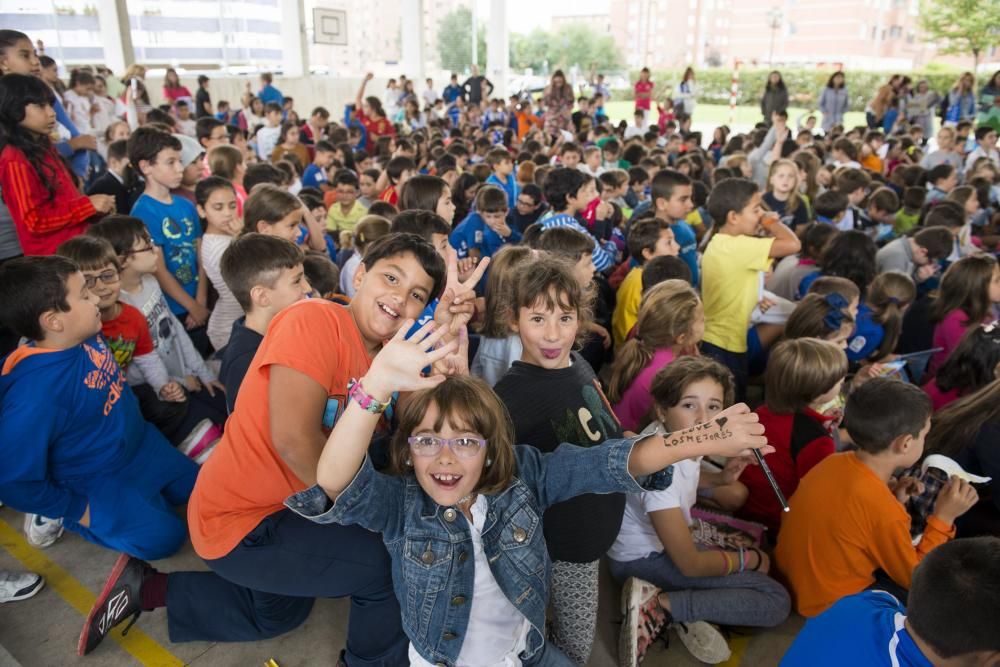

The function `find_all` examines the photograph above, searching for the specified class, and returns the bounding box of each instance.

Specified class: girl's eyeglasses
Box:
[84,270,120,289]
[407,436,487,459]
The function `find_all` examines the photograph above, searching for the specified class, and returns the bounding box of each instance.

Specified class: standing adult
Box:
[541,69,575,138]
[634,67,654,124]
[865,74,900,130]
[194,74,212,118]
[162,68,193,110]
[907,80,940,137]
[818,71,848,133]
[590,65,611,101]
[977,71,1000,126]
[356,72,396,153]
[257,71,284,107]
[761,70,789,123]
[675,67,697,120]
[462,64,493,107]
[945,72,977,124]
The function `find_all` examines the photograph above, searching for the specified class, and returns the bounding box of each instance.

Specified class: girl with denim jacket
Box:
[286,320,771,667]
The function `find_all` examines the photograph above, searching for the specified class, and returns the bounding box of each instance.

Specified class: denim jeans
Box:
[165,509,408,667]
[608,551,790,628]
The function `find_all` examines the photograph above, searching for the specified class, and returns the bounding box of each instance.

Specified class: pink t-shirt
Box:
[929,308,972,376]
[923,378,962,412]
[634,81,654,110]
[613,347,676,433]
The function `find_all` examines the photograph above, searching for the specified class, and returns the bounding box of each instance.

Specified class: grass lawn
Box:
[602,100,867,133]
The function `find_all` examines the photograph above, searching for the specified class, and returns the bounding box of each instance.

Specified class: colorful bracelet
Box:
[347,378,389,415]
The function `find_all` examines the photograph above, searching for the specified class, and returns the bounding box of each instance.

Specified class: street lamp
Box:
[767,7,783,67]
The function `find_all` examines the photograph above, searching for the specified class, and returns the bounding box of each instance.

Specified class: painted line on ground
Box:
[0,518,183,667]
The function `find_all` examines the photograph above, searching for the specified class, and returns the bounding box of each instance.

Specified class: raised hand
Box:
[661,403,771,459]
[432,325,470,378]
[434,247,490,335]
[363,321,457,399]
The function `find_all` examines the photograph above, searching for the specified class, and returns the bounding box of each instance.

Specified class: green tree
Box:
[546,22,621,71]
[510,28,549,71]
[919,0,1000,71]
[437,6,487,74]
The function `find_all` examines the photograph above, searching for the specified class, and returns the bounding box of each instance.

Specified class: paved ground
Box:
[0,506,801,666]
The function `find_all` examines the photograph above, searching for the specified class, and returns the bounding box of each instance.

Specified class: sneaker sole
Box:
[1,576,44,603]
[619,578,638,667]
[77,553,130,656]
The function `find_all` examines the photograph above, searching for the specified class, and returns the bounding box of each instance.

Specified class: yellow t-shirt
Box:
[701,233,773,353]
[326,200,368,232]
[612,267,644,347]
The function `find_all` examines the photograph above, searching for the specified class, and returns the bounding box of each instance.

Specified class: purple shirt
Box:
[929,308,972,377]
[613,348,676,433]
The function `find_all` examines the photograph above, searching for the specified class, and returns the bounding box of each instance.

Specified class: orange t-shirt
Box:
[188,299,376,560]
[774,452,955,617]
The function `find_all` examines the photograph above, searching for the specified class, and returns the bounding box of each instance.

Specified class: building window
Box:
[890,25,902,38]
[906,30,915,43]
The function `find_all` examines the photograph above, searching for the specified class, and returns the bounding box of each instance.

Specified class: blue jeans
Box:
[608,551,790,628]
[701,341,749,403]
[525,641,576,667]
[165,509,407,667]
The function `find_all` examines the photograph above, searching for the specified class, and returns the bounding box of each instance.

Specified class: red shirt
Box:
[634,81,654,110]
[0,145,96,255]
[379,185,398,206]
[357,108,396,153]
[101,302,154,372]
[739,405,837,536]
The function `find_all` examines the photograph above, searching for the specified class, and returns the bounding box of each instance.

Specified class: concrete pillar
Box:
[279,0,309,77]
[96,0,134,73]
[486,0,508,99]
[401,0,425,80]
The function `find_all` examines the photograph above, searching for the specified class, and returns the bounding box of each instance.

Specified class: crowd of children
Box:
[1,28,999,666]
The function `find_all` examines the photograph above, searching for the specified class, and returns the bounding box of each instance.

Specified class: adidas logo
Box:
[98,590,129,635]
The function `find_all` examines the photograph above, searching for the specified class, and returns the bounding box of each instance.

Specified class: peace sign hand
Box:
[434,247,490,335]
[363,321,456,400]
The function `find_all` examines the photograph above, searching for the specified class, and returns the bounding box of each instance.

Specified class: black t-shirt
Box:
[195,87,212,118]
[493,353,626,562]
[220,316,263,414]
[762,192,810,230]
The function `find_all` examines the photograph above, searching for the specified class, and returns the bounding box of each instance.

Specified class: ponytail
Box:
[867,271,916,361]
[606,338,654,405]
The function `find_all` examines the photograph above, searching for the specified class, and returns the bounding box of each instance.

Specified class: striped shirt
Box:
[538,212,617,272]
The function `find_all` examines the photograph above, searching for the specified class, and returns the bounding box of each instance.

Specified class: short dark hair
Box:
[651,169,692,208]
[543,168,587,211]
[814,190,849,220]
[386,156,417,183]
[314,140,336,154]
[127,126,181,169]
[0,256,79,341]
[923,200,965,229]
[832,137,858,161]
[627,219,667,263]
[87,215,152,256]
[520,183,542,204]
[486,147,512,167]
[474,185,508,213]
[628,166,650,185]
[56,235,119,272]
[220,233,305,311]
[642,255,692,290]
[845,377,931,454]
[302,253,340,296]
[908,537,1000,658]
[534,226,593,261]
[389,210,451,241]
[106,139,129,162]
[334,169,360,188]
[367,201,398,220]
[362,232,446,301]
[264,101,282,114]
[927,163,955,185]
[973,125,996,142]
[195,116,224,145]
[868,187,899,213]
[800,222,839,260]
[244,163,285,192]
[706,177,758,226]
[912,226,954,261]
[902,185,926,210]
[834,167,870,194]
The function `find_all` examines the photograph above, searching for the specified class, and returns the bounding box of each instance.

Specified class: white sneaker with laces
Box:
[23,513,64,548]
[672,620,732,664]
[0,571,44,603]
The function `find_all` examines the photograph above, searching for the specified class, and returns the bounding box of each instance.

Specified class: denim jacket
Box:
[285,436,672,666]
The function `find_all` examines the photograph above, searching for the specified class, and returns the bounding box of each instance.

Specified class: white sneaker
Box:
[23,513,64,548]
[0,571,44,603]
[673,620,732,664]
[619,577,668,667]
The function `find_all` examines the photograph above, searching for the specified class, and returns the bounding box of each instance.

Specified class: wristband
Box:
[348,378,389,414]
[738,547,746,573]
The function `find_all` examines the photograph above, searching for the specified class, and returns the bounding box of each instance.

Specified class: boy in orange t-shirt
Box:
[79,233,482,659]
[775,378,979,618]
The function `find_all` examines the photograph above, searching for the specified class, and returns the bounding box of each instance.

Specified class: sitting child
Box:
[0,256,198,560]
[219,233,311,413]
[781,537,1000,666]
[608,279,703,433]
[469,245,533,386]
[739,338,847,535]
[609,357,790,667]
[611,219,680,347]
[775,378,979,617]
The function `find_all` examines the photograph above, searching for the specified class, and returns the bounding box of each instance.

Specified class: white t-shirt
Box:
[408,495,530,667]
[255,125,281,160]
[607,421,703,563]
[200,234,243,351]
